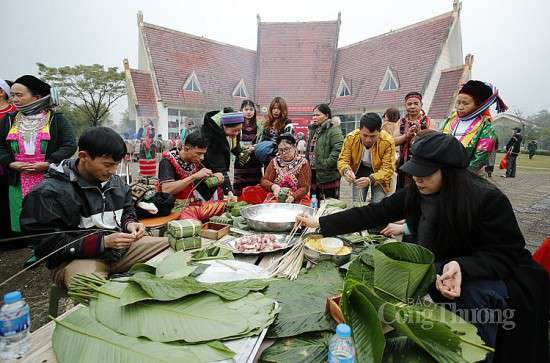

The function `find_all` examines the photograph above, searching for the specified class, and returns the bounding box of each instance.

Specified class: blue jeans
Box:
[430,264,509,363]
[352,183,386,203]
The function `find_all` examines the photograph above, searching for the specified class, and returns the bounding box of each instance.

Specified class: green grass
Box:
[496,153,550,170]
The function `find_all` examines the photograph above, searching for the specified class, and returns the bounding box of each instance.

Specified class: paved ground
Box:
[0,162,548,331]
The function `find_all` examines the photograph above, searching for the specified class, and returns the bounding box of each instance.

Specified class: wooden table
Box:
[18,233,285,363]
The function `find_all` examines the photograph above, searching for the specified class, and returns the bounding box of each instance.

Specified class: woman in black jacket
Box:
[298,132,549,363]
[0,75,77,233]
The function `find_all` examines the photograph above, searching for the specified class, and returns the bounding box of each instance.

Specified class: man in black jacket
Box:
[20,127,168,288]
[504,127,522,178]
[201,109,244,194]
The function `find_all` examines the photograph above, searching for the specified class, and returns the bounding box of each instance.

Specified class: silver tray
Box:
[240,203,315,232]
[224,233,295,255]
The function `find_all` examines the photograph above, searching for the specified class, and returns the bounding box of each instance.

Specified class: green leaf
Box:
[91,281,279,343]
[128,263,157,275]
[191,245,234,261]
[414,301,492,363]
[52,306,235,363]
[260,332,332,363]
[375,242,436,300]
[340,281,385,363]
[264,261,343,338]
[371,242,435,302]
[155,251,191,278]
[355,283,480,363]
[383,333,437,363]
[341,243,491,363]
[119,272,269,305]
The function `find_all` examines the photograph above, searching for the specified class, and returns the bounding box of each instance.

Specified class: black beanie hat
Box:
[459,80,493,105]
[14,75,51,97]
[400,132,468,177]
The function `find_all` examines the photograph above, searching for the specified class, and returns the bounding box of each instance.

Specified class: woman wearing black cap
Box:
[442,80,507,174]
[297,132,548,363]
[0,75,77,233]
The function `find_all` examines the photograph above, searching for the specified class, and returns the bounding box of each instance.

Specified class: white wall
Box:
[423,13,463,113]
[156,103,169,139]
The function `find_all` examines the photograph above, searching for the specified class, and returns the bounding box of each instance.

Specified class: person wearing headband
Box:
[158,130,223,201]
[201,108,244,194]
[297,132,549,363]
[442,80,507,173]
[0,75,77,233]
[393,91,431,189]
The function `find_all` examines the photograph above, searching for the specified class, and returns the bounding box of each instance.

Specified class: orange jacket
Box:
[337,129,396,193]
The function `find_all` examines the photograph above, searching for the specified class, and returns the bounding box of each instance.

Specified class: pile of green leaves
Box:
[259,262,343,362]
[56,251,278,363]
[90,281,278,343]
[264,261,343,338]
[53,307,235,363]
[341,242,493,363]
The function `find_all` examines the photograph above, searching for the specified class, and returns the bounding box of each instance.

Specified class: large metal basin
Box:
[240,203,315,232]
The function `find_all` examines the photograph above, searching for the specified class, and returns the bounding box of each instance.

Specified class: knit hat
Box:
[459,80,493,105]
[14,75,51,97]
[400,132,468,177]
[221,112,244,126]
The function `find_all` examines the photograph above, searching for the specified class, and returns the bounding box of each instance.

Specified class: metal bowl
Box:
[240,203,315,232]
[302,233,352,266]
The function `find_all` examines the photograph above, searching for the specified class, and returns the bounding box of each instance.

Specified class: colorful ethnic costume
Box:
[261,152,311,204]
[442,81,507,173]
[158,149,221,201]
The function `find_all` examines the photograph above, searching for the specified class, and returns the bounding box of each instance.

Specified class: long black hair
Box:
[404,167,496,256]
[240,99,257,124]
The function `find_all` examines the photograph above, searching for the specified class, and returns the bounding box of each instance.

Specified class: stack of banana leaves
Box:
[260,242,493,363]
[53,250,278,363]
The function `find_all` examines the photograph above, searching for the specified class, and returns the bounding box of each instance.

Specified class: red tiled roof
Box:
[255,21,340,108]
[331,12,454,112]
[129,69,158,118]
[429,67,464,119]
[142,23,256,110]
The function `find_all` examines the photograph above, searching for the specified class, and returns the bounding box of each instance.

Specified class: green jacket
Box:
[306,119,343,184]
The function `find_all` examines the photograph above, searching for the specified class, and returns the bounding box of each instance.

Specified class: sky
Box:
[2,0,549,122]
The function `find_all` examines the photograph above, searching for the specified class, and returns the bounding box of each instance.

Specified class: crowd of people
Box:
[0,74,548,362]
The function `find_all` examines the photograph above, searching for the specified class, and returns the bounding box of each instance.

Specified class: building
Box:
[124,1,470,138]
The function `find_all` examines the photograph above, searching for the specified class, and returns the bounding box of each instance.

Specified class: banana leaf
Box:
[340,242,491,363]
[383,333,437,363]
[191,245,234,261]
[129,262,157,275]
[264,261,343,338]
[259,332,332,363]
[52,306,235,363]
[91,281,279,343]
[341,280,385,363]
[119,272,269,305]
[375,242,435,301]
[155,250,191,278]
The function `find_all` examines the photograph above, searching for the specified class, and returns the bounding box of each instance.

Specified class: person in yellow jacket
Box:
[338,113,396,203]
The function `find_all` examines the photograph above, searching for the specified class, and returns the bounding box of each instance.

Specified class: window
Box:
[336,77,351,98]
[380,67,399,91]
[232,79,249,98]
[183,71,202,92]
